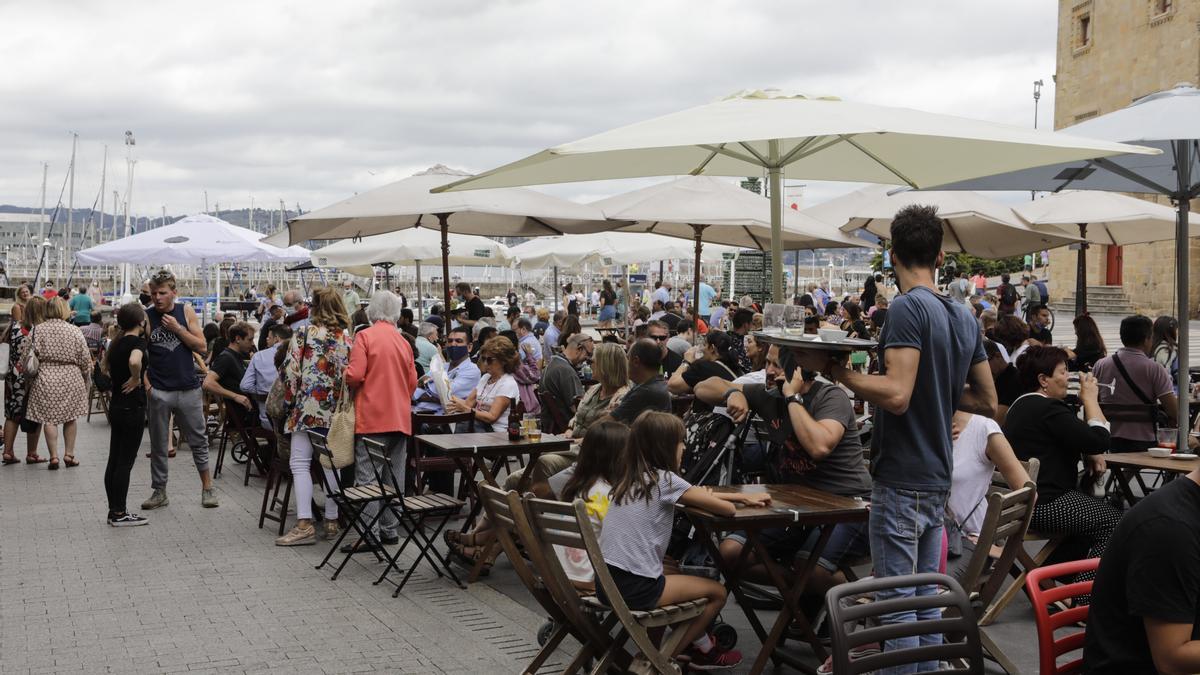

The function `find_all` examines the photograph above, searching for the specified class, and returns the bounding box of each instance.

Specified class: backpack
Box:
[999,283,1018,307]
[1034,280,1050,304]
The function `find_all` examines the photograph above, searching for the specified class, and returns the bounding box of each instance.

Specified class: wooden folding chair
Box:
[307,431,388,580]
[361,438,464,596]
[529,496,708,674]
[953,483,1037,674]
[411,411,475,497]
[86,382,110,422]
[478,485,619,674]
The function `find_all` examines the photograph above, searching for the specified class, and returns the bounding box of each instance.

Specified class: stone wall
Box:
[1049,0,1200,316]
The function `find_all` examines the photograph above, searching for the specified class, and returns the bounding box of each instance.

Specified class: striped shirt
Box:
[599,470,691,579]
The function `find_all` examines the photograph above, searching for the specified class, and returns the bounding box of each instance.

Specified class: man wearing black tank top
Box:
[141,271,218,510]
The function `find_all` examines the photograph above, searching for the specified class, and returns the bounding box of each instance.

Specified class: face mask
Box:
[446,345,469,361]
[284,304,297,316]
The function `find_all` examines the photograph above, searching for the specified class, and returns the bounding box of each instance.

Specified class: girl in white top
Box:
[949,411,1030,537]
[599,411,769,669]
[447,336,520,431]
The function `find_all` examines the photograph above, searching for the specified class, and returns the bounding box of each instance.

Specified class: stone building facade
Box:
[1050,0,1200,316]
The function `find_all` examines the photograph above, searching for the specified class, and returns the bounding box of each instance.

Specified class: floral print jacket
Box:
[284,325,350,433]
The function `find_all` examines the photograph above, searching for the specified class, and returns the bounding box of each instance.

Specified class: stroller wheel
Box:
[713,621,738,651]
[536,618,557,646]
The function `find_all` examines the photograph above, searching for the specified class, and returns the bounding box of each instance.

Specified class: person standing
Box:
[24,297,91,470]
[455,282,486,331]
[597,280,618,327]
[11,283,30,325]
[971,270,987,296]
[276,287,351,546]
[947,271,971,306]
[1021,275,1042,318]
[68,284,93,326]
[341,291,417,553]
[860,273,879,310]
[996,273,1018,315]
[342,279,361,312]
[797,205,996,673]
[2,295,44,465]
[141,270,218,510]
[104,303,149,526]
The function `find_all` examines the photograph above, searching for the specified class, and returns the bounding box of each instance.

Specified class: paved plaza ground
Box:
[0,414,1053,674]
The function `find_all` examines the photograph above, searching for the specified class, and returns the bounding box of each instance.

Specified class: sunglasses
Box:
[649,334,669,342]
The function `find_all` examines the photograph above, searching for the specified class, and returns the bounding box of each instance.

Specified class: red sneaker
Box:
[684,643,742,670]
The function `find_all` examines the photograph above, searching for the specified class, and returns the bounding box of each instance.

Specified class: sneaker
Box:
[684,643,742,670]
[200,488,219,508]
[141,488,169,510]
[816,642,881,674]
[323,520,340,539]
[108,513,149,527]
[275,523,317,546]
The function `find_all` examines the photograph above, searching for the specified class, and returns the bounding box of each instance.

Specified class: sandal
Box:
[2,455,19,465]
[25,455,46,464]
[63,455,79,468]
[47,458,59,471]
[451,543,497,577]
[444,530,480,548]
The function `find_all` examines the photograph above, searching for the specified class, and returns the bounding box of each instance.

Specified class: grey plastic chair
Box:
[825,572,984,675]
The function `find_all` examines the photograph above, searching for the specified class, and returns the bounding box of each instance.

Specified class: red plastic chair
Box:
[1025,558,1100,675]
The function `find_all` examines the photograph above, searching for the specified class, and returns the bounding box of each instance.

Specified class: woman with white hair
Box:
[340,290,419,552]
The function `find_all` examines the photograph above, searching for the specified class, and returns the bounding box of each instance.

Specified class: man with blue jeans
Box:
[799,205,996,673]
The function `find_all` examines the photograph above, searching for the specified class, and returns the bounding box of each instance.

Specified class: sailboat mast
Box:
[66,132,77,284]
[97,145,107,250]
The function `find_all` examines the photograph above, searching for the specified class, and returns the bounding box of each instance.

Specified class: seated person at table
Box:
[609,339,672,425]
[540,333,591,432]
[945,411,1030,581]
[985,339,1022,424]
[694,345,871,608]
[599,411,768,669]
[202,321,256,426]
[1004,345,1117,591]
[1084,465,1200,674]
[646,320,683,376]
[413,326,480,415]
[446,336,518,433]
[666,321,694,356]
[240,324,292,430]
[1092,314,1179,452]
[667,330,742,414]
[515,317,542,364]
[566,342,630,440]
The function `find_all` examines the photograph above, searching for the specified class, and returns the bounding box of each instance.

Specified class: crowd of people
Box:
[4,208,1200,671]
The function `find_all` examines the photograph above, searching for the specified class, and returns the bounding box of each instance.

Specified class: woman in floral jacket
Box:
[276,287,351,547]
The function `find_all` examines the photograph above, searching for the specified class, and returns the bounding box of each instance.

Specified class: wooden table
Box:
[679,484,870,675]
[415,431,573,581]
[1102,451,1200,506]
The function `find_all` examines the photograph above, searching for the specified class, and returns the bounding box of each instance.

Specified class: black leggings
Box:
[106,403,146,515]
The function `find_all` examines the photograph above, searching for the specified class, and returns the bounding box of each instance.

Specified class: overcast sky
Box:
[0,0,1058,221]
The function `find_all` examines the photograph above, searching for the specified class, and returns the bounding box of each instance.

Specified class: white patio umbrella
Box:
[310,228,514,315]
[1013,191,1200,315]
[263,165,618,317]
[926,84,1200,450]
[433,88,1156,302]
[78,214,309,320]
[591,175,869,311]
[807,185,1081,258]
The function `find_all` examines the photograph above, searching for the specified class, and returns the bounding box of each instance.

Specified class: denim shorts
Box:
[598,306,617,322]
[724,521,870,573]
[598,564,665,611]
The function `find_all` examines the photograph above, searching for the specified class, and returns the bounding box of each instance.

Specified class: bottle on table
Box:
[508,396,525,441]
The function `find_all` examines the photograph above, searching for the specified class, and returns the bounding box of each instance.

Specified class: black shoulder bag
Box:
[1111,353,1170,428]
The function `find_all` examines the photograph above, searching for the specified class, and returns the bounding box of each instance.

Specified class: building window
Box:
[1077,14,1092,49]
[1150,0,1173,25]
[1072,1,1094,54]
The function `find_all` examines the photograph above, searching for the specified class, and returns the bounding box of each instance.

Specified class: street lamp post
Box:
[1033,80,1043,129]
[121,131,136,298]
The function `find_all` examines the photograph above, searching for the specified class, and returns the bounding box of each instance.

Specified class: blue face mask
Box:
[446,345,469,362]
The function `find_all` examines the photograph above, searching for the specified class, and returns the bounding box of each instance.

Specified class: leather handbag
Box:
[321,378,356,469]
[20,328,39,378]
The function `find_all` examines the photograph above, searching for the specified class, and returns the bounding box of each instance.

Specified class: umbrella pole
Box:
[623,265,630,342]
[554,266,559,313]
[415,261,422,322]
[1076,224,1088,316]
[768,140,784,304]
[1175,139,1191,453]
[691,224,704,345]
[437,213,451,323]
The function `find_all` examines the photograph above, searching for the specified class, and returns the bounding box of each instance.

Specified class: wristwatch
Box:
[787,393,805,407]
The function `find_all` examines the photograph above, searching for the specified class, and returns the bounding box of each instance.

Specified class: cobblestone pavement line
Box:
[0,418,552,675]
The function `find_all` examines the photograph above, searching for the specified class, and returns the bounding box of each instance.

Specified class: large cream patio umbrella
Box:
[433,89,1156,302]
[310,228,515,318]
[805,184,1082,258]
[592,175,869,310]
[264,164,618,318]
[1013,190,1200,315]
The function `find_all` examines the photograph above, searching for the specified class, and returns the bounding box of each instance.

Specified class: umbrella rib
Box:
[689,144,725,175]
[736,142,770,166]
[778,136,849,167]
[777,137,821,166]
[528,216,566,235]
[743,224,765,251]
[1091,157,1173,196]
[943,218,966,252]
[839,135,919,188]
[697,144,762,167]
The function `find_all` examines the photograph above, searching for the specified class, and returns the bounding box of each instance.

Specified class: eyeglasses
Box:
[481,356,496,364]
[649,334,669,342]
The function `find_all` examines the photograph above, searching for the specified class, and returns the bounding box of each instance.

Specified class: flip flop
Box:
[25,455,47,464]
[2,456,19,465]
